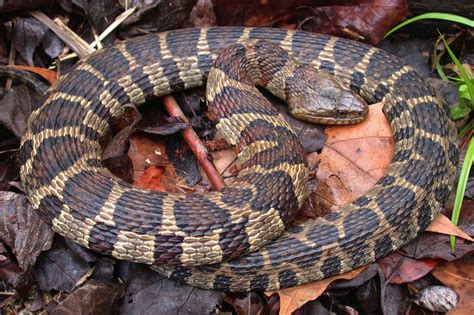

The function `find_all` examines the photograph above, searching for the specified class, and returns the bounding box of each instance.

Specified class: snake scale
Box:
[19,27,458,292]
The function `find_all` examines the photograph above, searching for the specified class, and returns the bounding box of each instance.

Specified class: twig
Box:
[5,41,15,90]
[59,6,138,61]
[29,11,94,58]
[92,26,103,50]
[162,95,226,190]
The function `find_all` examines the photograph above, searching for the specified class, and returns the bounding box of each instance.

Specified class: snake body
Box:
[19,27,458,292]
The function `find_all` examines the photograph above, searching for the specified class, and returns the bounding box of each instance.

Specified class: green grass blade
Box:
[450,137,474,250]
[450,102,470,120]
[434,51,449,81]
[459,120,473,138]
[384,13,474,39]
[440,34,474,100]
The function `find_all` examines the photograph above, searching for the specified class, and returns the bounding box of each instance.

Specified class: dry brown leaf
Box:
[214,0,409,44]
[310,101,393,213]
[13,65,57,84]
[431,258,474,315]
[134,165,166,191]
[426,214,473,241]
[378,252,439,284]
[128,134,168,183]
[211,148,238,178]
[265,267,366,315]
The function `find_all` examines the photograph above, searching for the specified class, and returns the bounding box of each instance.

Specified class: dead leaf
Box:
[134,165,166,191]
[13,65,57,84]
[401,232,473,262]
[102,104,141,161]
[138,117,189,135]
[165,134,202,187]
[10,17,49,66]
[121,264,224,314]
[305,1,410,44]
[265,267,366,315]
[401,193,474,262]
[378,252,439,284]
[33,238,93,293]
[0,243,32,291]
[309,102,393,214]
[274,102,327,153]
[431,257,474,315]
[224,292,265,315]
[214,0,409,44]
[426,214,473,241]
[0,0,53,12]
[49,279,124,315]
[187,0,217,28]
[0,84,44,138]
[66,0,119,32]
[128,134,165,181]
[119,0,196,34]
[0,191,54,272]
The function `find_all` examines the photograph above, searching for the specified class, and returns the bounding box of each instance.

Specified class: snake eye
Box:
[336,109,346,116]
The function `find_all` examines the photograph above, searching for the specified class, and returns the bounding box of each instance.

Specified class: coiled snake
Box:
[19,27,458,292]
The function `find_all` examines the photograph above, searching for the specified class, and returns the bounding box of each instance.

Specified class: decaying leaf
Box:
[8,65,57,85]
[378,252,439,284]
[127,133,190,192]
[426,214,473,241]
[224,292,265,315]
[134,165,166,191]
[402,207,474,262]
[265,267,366,315]
[402,232,474,262]
[0,191,54,271]
[165,134,202,187]
[49,280,124,314]
[119,0,197,33]
[431,257,474,314]
[308,102,393,214]
[121,264,224,314]
[187,0,217,27]
[0,84,44,138]
[102,104,141,161]
[214,0,409,44]
[33,238,94,293]
[10,18,48,66]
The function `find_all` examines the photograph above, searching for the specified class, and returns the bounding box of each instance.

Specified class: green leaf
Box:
[440,34,474,108]
[451,137,474,250]
[384,13,474,39]
[459,84,472,102]
[450,103,470,120]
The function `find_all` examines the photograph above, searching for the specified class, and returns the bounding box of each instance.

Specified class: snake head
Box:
[286,65,368,125]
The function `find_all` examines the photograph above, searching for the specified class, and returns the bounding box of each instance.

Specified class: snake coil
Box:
[19,27,458,292]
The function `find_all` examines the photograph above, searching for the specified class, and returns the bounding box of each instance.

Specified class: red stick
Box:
[162,95,226,190]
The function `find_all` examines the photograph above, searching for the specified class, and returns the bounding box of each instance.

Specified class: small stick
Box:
[162,95,226,190]
[29,11,94,58]
[5,42,16,90]
[59,6,138,61]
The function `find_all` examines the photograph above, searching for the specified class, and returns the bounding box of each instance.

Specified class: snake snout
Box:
[337,90,369,121]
